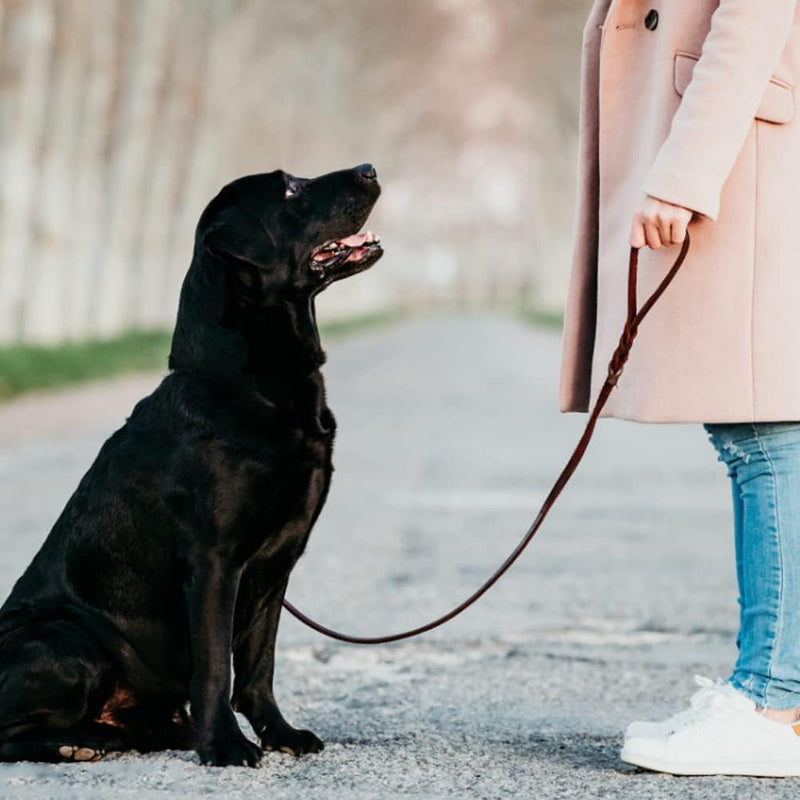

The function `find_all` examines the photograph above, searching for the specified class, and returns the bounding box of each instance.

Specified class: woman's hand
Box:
[630,195,694,249]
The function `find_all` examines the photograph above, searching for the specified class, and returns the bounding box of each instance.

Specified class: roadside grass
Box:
[0,331,172,402]
[0,310,403,403]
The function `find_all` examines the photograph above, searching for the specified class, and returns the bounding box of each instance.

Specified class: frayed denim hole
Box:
[721,441,753,464]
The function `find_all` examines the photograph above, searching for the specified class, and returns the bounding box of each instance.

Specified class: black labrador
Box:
[0,164,383,767]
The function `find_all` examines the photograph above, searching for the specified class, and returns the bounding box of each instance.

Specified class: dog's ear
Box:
[201,209,277,271]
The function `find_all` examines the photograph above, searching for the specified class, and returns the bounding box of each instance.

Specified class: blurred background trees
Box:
[0,0,590,345]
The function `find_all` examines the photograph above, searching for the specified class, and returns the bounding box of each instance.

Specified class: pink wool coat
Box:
[559,0,800,423]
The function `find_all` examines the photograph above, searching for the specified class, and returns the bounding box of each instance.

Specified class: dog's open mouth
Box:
[310,231,382,274]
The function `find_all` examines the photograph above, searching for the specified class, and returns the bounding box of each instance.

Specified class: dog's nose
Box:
[356,163,377,181]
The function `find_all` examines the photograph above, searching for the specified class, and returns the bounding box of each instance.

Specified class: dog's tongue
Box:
[339,233,370,247]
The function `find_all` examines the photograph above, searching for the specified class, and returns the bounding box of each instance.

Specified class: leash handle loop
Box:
[283,234,692,644]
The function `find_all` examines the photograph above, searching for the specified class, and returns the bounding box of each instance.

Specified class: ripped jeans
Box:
[705,422,800,710]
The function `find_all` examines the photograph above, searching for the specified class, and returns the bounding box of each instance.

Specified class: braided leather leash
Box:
[283,234,692,644]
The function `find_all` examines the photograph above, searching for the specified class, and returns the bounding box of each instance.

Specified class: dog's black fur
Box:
[0,165,382,767]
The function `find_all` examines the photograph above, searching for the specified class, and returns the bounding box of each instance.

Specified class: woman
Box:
[559,0,800,777]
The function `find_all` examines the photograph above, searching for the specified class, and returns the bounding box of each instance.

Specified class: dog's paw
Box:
[261,726,324,756]
[198,731,263,767]
[57,744,105,762]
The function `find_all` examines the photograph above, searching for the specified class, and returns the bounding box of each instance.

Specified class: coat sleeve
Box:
[643,0,796,222]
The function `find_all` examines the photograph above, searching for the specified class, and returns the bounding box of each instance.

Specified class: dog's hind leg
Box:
[0,721,128,763]
[0,618,119,762]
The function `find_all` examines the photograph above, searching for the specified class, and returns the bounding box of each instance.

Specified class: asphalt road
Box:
[0,314,791,799]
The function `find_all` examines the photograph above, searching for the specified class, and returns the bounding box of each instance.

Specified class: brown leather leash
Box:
[283,235,692,644]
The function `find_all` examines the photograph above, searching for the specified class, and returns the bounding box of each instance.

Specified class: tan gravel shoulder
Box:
[0,371,165,446]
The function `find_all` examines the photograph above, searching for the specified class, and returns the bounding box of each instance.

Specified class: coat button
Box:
[644,9,659,30]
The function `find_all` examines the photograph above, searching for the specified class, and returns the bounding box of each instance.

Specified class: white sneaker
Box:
[625,675,719,738]
[621,678,800,776]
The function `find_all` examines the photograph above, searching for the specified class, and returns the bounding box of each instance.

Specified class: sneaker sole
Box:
[621,746,800,777]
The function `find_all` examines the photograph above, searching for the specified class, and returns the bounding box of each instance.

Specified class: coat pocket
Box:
[674,51,794,124]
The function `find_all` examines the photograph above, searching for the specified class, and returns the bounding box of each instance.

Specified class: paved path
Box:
[0,315,789,799]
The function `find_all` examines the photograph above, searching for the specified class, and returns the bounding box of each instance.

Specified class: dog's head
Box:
[196,164,383,299]
[171,165,383,377]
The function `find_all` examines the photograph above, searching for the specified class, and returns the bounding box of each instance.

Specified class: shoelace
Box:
[666,675,751,731]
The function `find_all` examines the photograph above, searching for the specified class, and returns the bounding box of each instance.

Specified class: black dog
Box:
[0,164,382,767]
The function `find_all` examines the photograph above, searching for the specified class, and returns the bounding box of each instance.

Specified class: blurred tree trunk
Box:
[66,0,120,340]
[0,0,54,342]
[133,0,191,329]
[22,0,90,342]
[91,0,172,336]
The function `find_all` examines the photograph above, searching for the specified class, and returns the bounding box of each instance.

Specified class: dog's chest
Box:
[241,429,332,565]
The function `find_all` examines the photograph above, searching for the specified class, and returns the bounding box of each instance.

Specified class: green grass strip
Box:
[0,310,403,403]
[0,331,172,401]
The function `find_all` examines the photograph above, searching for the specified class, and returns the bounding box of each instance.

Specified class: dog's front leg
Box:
[184,551,263,767]
[232,573,323,755]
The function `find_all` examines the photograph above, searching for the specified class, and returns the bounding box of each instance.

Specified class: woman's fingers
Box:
[630,196,693,249]
[629,218,647,250]
[645,221,664,249]
[670,219,688,244]
[629,214,664,249]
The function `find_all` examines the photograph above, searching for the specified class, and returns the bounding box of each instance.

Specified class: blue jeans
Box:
[705,422,800,710]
